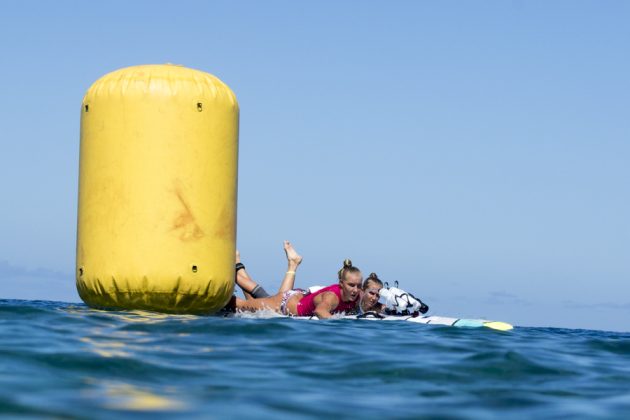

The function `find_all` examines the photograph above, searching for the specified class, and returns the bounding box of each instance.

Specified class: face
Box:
[362,281,381,309]
[340,271,362,301]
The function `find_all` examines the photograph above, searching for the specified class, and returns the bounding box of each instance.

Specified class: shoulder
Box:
[317,290,340,305]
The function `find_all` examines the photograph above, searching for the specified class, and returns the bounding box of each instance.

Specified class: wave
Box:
[1,299,629,418]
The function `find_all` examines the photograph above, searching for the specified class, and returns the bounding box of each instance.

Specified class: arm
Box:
[313,292,340,319]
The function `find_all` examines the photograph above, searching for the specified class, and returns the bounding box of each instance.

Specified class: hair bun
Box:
[338,259,361,281]
[368,272,379,280]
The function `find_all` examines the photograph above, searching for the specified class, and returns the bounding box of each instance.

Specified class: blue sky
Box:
[0,1,628,331]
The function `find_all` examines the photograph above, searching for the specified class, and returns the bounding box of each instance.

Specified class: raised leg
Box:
[235,250,254,299]
[278,241,303,293]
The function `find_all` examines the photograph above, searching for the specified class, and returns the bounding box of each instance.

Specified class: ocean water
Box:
[1,300,629,419]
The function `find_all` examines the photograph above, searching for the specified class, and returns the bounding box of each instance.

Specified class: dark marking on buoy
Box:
[213,204,235,240]
[197,102,203,112]
[171,181,205,241]
[192,265,198,273]
[84,104,89,112]
[79,267,84,277]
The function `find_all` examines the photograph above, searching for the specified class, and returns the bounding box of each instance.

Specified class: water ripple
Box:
[1,299,629,418]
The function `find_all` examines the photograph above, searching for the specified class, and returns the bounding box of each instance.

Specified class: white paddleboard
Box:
[293,313,513,331]
[228,310,514,331]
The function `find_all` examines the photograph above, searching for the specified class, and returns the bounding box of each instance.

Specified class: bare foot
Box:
[235,249,241,264]
[284,241,303,266]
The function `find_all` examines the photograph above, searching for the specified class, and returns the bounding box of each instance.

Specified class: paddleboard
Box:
[294,313,513,331]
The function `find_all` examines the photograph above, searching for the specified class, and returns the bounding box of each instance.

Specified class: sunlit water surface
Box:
[1,299,629,418]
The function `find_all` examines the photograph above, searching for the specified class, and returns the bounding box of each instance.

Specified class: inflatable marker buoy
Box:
[76,64,239,313]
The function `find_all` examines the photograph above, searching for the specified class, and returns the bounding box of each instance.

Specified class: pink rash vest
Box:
[296,284,359,316]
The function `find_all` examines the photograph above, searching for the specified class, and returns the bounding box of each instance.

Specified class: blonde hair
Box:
[338,259,361,281]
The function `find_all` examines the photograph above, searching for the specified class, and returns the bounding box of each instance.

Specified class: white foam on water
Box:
[231,309,286,319]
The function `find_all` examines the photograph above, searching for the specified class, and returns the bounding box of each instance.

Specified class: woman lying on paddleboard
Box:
[232,242,388,316]
[234,252,427,316]
[278,272,386,315]
[225,241,361,319]
[356,273,385,314]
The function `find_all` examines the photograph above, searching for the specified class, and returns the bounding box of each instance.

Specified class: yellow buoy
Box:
[76,64,238,313]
